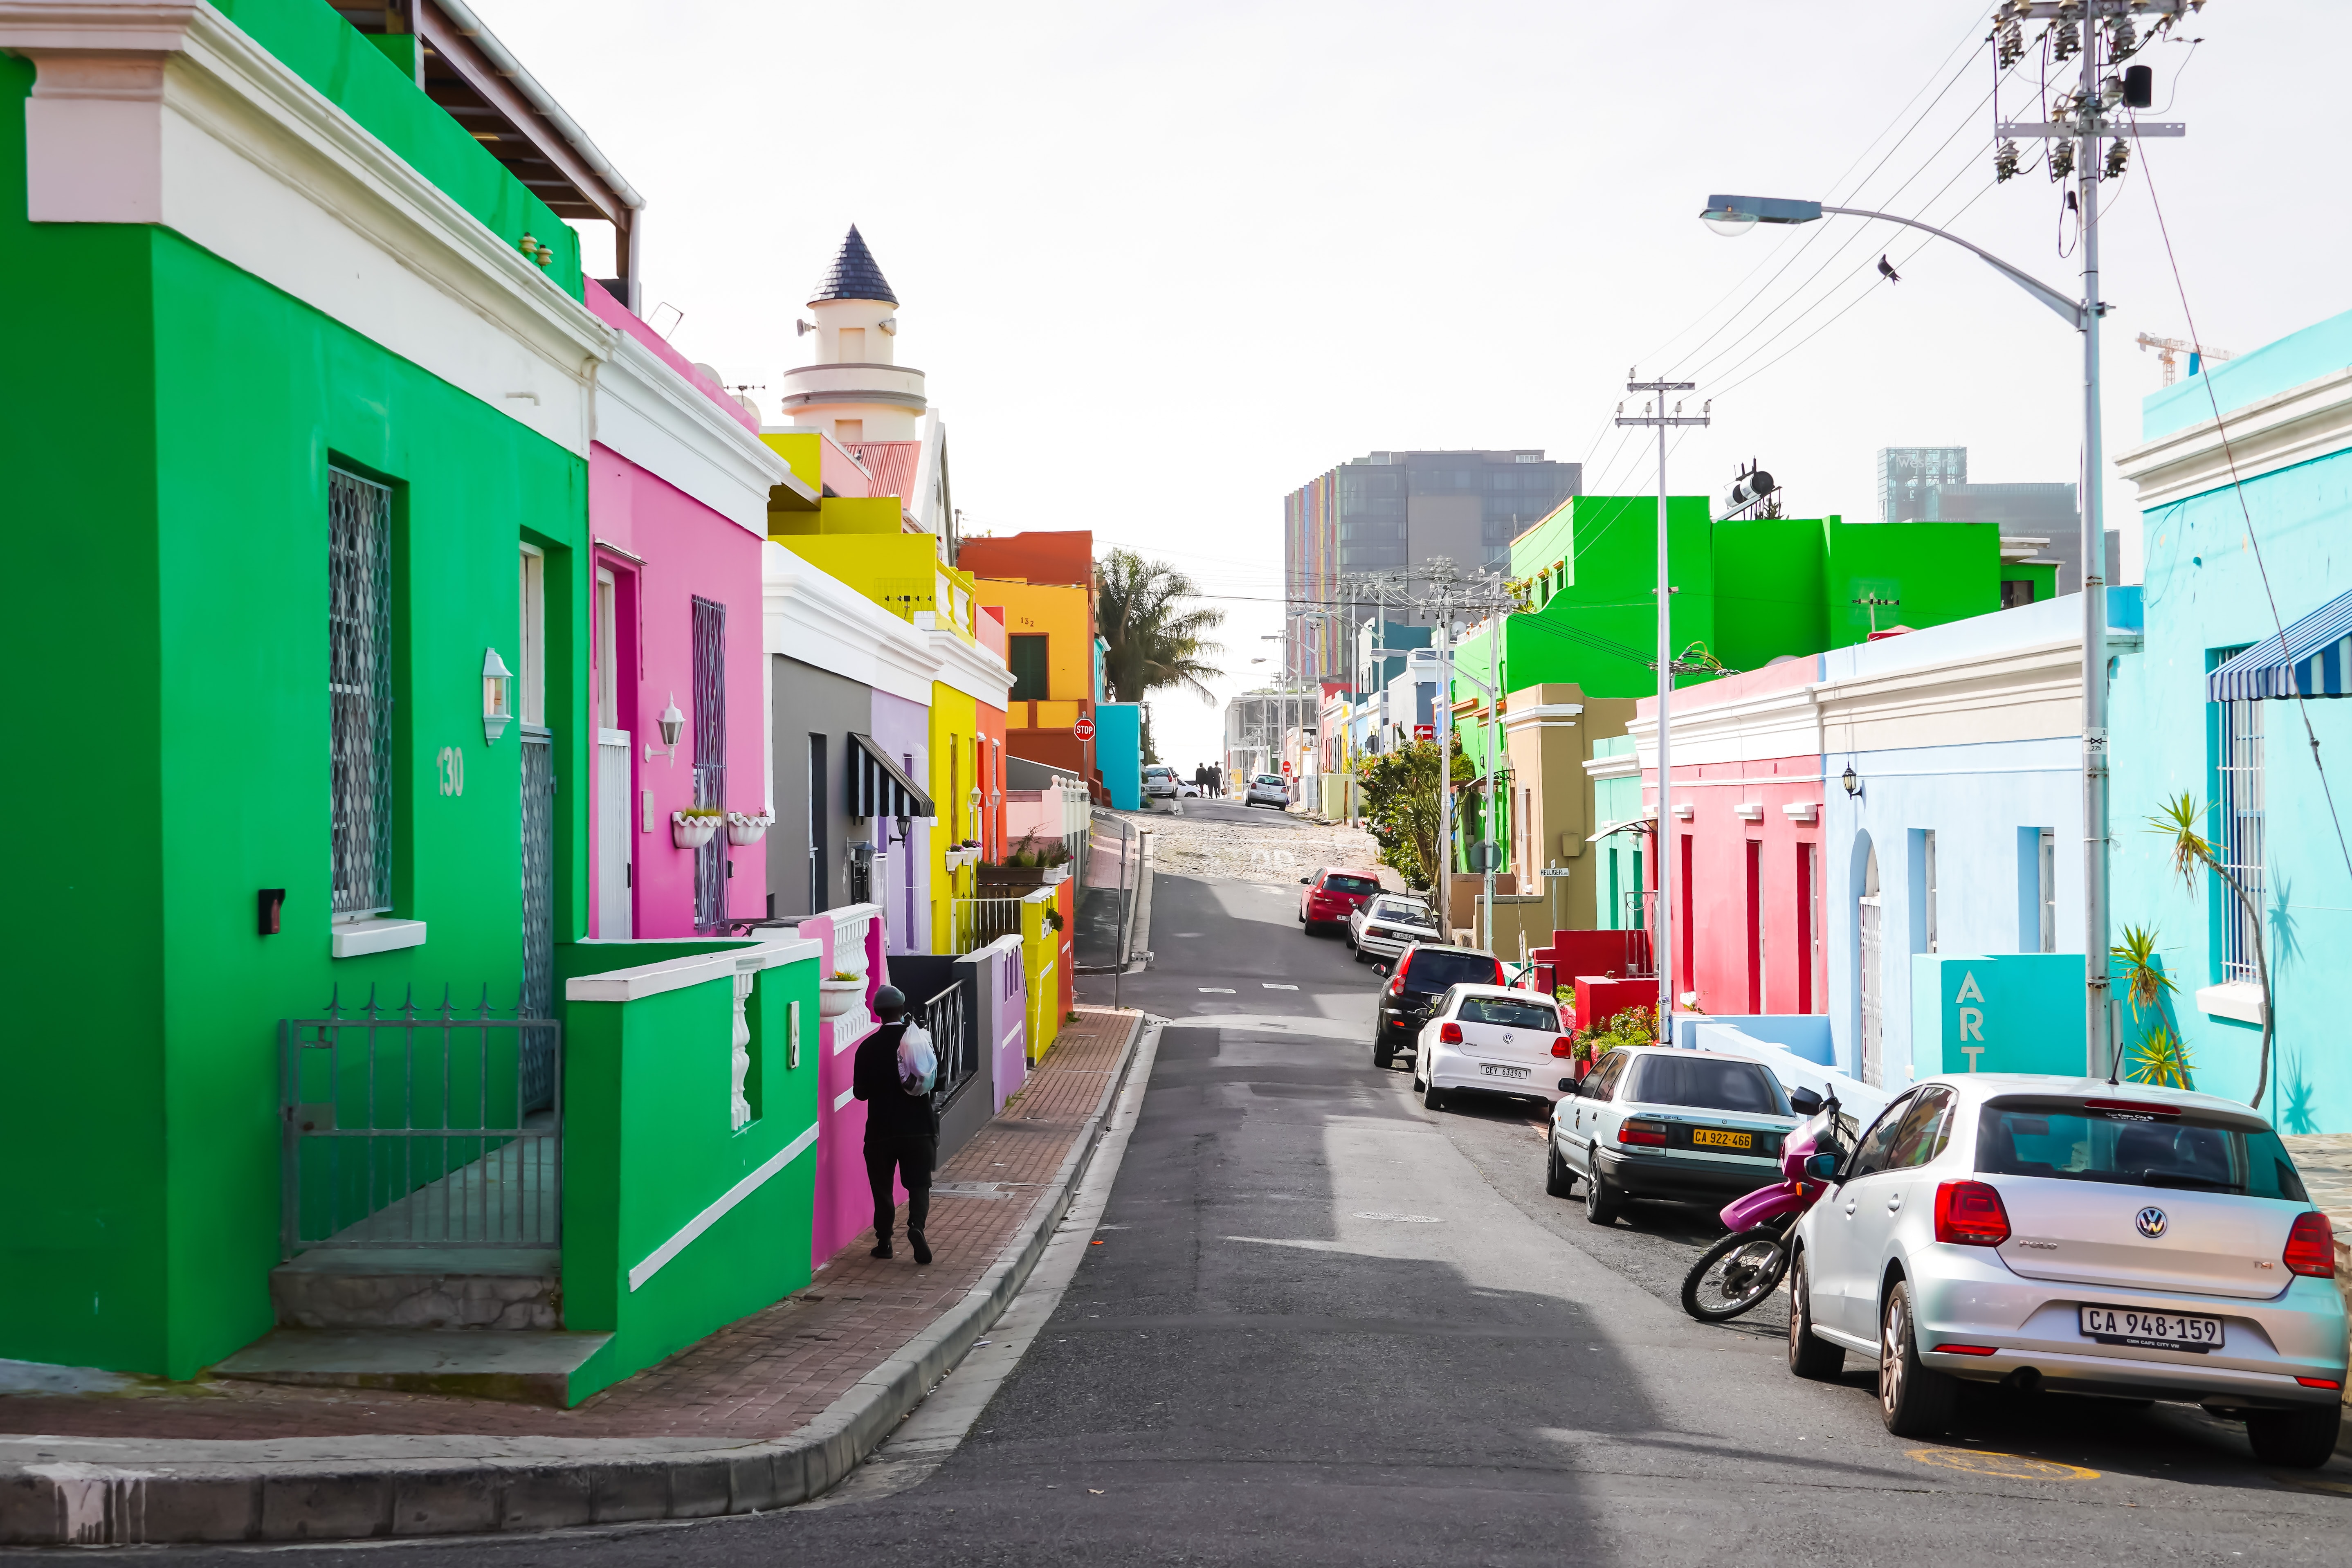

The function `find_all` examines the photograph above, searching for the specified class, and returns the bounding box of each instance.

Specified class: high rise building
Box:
[1879,445,2105,597]
[1283,449,1579,683]
[1876,446,1968,522]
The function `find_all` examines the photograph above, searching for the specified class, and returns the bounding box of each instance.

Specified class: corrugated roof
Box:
[850,440,921,503]
[810,225,897,306]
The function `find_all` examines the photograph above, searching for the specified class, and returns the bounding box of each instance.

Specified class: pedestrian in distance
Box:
[854,984,939,1264]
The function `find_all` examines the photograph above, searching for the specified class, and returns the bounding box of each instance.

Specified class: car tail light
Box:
[1934,1181,2011,1247]
[1386,975,1404,997]
[1618,1119,1670,1147]
[2296,1376,2343,1390]
[2285,1211,2336,1278]
[1438,1022,1463,1045]
[1932,1344,1999,1357]
[1551,1037,1572,1058]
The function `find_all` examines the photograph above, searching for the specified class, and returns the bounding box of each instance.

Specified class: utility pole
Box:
[1995,0,2195,1074]
[1618,376,1709,1040]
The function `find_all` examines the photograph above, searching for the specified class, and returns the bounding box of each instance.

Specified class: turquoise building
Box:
[2113,307,2352,1130]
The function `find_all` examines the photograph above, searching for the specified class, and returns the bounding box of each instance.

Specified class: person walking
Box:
[853,984,937,1264]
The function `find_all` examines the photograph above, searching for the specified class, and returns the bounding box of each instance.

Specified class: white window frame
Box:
[519,544,547,729]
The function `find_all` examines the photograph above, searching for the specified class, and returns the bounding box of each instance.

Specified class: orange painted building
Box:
[960,530,1101,794]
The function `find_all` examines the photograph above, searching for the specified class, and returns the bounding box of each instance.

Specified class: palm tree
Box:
[2148,791,2273,1107]
[1095,548,1227,705]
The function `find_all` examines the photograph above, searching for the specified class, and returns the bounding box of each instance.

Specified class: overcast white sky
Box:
[486,0,2349,770]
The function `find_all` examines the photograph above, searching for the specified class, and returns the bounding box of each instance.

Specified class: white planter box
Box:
[818,977,865,1020]
[727,812,773,847]
[672,813,722,850]
[1043,866,1069,885]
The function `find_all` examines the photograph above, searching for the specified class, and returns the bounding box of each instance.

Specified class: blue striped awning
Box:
[2208,589,2352,701]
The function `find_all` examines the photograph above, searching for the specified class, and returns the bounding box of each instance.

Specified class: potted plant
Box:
[672,805,725,849]
[978,831,1067,888]
[818,970,865,1020]
[726,811,773,847]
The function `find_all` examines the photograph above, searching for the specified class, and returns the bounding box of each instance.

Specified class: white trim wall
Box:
[593,330,789,535]
[762,542,935,705]
[2115,363,2352,508]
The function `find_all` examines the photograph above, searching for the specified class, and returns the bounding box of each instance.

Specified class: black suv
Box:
[1371,942,1506,1069]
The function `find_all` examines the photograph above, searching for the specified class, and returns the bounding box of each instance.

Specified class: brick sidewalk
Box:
[0,1007,1143,1442]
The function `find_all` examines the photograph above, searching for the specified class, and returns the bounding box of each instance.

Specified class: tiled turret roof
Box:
[809,225,898,306]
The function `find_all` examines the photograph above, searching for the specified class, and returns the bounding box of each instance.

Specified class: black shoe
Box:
[870,1240,893,1259]
[910,1232,932,1265]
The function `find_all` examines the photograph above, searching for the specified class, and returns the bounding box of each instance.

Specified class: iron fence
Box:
[281,987,559,1257]
[923,981,976,1105]
[328,469,393,918]
[950,896,1024,955]
[692,595,728,931]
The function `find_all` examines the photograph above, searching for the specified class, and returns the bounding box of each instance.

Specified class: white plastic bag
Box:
[898,1023,939,1097]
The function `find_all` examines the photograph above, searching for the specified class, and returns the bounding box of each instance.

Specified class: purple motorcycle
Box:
[1678,1090,1845,1322]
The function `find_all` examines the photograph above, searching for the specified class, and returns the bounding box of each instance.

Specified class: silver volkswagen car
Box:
[1786,1074,2346,1466]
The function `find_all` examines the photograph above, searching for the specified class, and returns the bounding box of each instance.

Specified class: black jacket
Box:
[854,1021,939,1140]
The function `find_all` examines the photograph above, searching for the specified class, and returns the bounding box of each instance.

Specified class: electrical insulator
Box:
[2104,137,2130,180]
[1997,18,2023,68]
[2051,138,2077,181]
[2054,18,2079,61]
[1994,139,2021,183]
[2109,16,2137,56]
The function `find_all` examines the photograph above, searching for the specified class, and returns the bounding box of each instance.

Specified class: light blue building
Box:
[2112,307,2352,1131]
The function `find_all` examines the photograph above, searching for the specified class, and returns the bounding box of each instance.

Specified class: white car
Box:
[1412,985,1573,1111]
[1550,1046,1801,1222]
[1142,765,1179,799]
[1784,1074,2347,1465]
[1350,895,1439,962]
[1244,773,1290,808]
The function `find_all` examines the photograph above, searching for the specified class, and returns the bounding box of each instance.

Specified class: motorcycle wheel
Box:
[1680,1229,1789,1322]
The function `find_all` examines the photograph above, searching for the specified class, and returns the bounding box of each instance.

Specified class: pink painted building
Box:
[583,281,808,937]
[1630,656,1828,1020]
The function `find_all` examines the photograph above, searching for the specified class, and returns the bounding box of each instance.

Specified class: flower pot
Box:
[672,813,722,850]
[1042,866,1069,885]
[727,812,772,847]
[818,977,865,1020]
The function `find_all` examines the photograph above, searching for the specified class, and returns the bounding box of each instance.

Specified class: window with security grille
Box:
[329,469,393,918]
[2216,691,2264,985]
[692,597,728,931]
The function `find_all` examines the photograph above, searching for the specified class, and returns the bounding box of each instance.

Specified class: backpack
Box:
[897,1023,938,1097]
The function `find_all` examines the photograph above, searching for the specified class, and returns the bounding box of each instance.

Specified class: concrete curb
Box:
[0,1011,1155,1548]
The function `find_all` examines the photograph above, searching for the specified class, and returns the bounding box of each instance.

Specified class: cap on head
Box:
[872,984,906,1019]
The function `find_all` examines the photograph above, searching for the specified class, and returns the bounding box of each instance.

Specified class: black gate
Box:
[692,596,727,931]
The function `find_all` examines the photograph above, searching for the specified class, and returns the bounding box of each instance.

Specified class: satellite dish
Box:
[692,361,724,385]
[795,319,815,336]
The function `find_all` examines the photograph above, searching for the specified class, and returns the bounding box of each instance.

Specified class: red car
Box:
[1298,867,1383,933]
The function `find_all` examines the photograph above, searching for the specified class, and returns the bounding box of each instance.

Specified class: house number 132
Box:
[437,746,465,797]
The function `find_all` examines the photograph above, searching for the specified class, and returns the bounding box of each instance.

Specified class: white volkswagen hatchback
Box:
[1412,986,1572,1110]
[1786,1074,2347,1466]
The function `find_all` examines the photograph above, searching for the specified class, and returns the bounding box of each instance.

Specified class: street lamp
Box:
[1699,190,2109,1072]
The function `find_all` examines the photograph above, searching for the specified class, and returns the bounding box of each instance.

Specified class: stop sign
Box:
[1073,715,1096,741]
[1280,761,1292,777]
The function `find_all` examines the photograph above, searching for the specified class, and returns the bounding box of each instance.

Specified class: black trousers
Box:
[865,1134,936,1239]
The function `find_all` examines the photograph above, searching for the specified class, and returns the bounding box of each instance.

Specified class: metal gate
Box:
[520,729,556,1111]
[692,596,727,931]
[281,989,559,1256]
[922,981,976,1105]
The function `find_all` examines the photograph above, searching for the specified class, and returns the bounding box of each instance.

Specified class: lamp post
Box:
[1700,170,2128,1073]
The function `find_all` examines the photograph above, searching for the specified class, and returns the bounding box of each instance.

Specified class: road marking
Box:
[1907,1447,2100,1481]
[1198,987,1236,993]
[1262,982,1298,990]
[1352,1211,1442,1223]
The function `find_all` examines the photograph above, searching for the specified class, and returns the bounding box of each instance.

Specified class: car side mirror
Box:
[1372,963,1390,977]
[1558,1077,1575,1093]
[1787,1087,1823,1117]
[1803,1152,1840,1182]
[1299,876,1311,884]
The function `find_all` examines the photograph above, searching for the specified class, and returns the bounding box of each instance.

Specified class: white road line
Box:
[1262,982,1298,990]
[1198,986,1236,993]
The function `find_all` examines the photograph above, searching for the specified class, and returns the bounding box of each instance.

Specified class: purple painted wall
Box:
[868,688,932,955]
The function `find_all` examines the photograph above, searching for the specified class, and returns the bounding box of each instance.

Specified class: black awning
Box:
[849,732,933,820]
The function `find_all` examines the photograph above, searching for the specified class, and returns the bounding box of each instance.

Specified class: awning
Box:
[2208,589,2352,701]
[848,732,933,820]
[1586,815,1657,843]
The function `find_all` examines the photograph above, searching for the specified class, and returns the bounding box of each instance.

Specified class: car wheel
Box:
[1583,1166,1622,1226]
[2245,1404,2343,1468]
[1786,1250,1845,1380]
[1373,1039,1394,1069]
[1878,1279,1957,1437]
[1422,1076,1445,1112]
[1544,1141,1575,1199]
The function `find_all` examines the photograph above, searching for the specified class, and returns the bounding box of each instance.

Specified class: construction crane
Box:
[2136,333,2234,388]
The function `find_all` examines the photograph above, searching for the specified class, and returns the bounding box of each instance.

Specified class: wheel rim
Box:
[1789,1262,1806,1358]
[1696,1240,1782,1313]
[1880,1293,1906,1415]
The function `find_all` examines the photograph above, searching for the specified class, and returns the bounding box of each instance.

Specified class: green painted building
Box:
[0,0,818,1400]
[1446,495,2054,924]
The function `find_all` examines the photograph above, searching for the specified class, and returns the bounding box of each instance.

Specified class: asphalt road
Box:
[155,869,2352,1565]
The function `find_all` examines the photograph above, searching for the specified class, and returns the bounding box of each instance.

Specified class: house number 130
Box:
[437,746,465,797]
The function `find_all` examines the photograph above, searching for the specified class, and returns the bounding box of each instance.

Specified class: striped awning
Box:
[848,732,933,820]
[2207,589,2352,701]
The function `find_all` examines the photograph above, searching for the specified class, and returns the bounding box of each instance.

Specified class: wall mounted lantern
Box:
[1840,764,1861,798]
[646,694,686,764]
[483,648,513,742]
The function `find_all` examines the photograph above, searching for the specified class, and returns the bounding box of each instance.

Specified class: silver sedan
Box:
[1349,894,1439,963]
